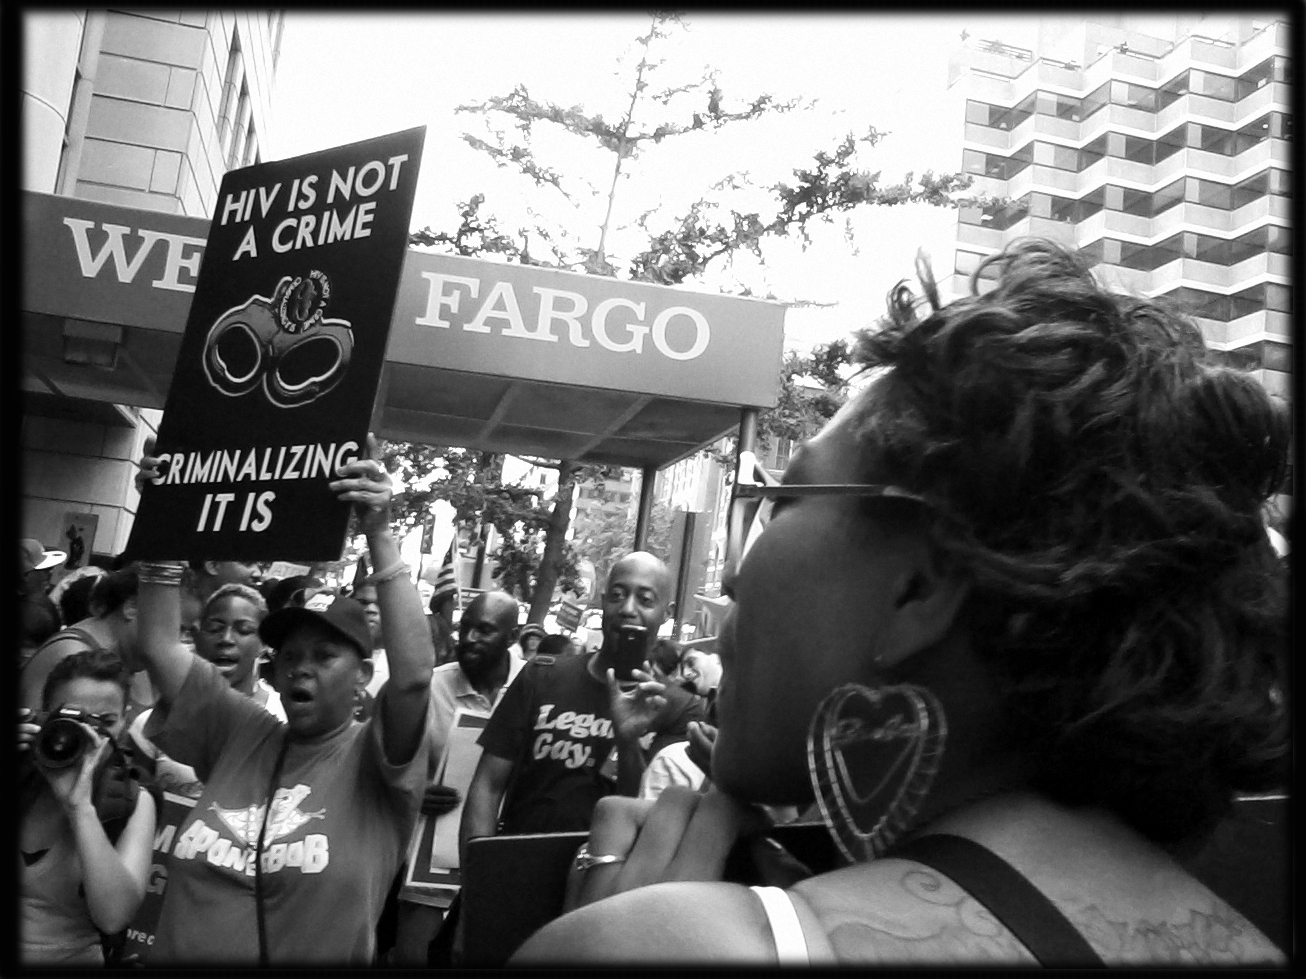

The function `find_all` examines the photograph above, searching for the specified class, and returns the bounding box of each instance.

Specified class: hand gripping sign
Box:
[203,270,353,409]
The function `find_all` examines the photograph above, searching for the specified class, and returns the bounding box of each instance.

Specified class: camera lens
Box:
[36,717,88,769]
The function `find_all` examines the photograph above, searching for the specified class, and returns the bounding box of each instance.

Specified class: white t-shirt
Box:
[366,649,389,698]
[638,740,707,800]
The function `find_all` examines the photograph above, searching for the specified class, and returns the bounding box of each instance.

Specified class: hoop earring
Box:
[807,683,947,863]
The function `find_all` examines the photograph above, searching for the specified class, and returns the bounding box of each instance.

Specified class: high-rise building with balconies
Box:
[943,14,1291,401]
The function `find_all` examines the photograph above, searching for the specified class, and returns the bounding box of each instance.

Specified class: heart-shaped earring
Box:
[807,683,947,863]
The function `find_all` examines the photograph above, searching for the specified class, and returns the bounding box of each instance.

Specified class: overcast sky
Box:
[267,12,1057,353]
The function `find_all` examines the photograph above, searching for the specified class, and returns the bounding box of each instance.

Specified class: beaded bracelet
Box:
[369,559,411,584]
[137,561,186,587]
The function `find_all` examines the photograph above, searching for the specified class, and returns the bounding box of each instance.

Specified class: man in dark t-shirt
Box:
[459,553,675,859]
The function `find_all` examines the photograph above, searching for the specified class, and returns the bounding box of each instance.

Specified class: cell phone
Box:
[613,624,648,683]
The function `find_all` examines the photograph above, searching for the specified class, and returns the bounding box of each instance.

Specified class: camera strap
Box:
[253,735,291,966]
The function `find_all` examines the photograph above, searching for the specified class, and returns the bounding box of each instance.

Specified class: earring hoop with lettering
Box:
[807,683,946,863]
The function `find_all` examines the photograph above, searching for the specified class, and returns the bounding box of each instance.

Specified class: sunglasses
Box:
[725,452,934,578]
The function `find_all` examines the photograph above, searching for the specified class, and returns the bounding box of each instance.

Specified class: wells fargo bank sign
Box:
[22,191,785,408]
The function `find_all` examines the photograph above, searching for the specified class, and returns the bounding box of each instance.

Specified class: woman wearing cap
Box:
[516,241,1288,966]
[128,437,434,964]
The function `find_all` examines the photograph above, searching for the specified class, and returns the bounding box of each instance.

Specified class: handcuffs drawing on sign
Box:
[202,271,354,409]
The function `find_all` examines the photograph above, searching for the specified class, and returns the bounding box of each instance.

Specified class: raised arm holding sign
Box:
[127,127,425,564]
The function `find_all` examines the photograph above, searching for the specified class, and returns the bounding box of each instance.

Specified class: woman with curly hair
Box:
[517,239,1289,966]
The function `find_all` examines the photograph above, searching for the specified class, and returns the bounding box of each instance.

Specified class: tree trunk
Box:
[528,461,577,624]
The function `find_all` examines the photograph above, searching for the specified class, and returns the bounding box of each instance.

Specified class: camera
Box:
[33,708,113,769]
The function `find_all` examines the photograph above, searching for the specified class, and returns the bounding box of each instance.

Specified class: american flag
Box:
[430,541,460,607]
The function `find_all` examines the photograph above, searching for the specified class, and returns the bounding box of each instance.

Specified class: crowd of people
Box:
[17,238,1290,967]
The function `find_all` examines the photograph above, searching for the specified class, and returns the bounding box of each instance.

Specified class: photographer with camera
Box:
[19,649,158,965]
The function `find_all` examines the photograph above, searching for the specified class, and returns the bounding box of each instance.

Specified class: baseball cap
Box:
[518,623,548,642]
[259,593,373,659]
[266,574,326,614]
[21,539,66,573]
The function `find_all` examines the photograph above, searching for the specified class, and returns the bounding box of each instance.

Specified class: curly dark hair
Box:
[851,238,1290,845]
[42,647,132,711]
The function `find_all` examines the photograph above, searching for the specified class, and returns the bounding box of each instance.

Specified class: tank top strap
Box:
[749,885,810,964]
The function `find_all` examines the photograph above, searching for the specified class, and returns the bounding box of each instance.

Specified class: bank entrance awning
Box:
[22,191,785,470]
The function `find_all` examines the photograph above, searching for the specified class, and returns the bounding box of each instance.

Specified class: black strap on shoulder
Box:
[21,626,103,680]
[888,833,1105,968]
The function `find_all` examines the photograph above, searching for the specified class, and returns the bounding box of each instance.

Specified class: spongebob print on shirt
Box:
[170,784,330,876]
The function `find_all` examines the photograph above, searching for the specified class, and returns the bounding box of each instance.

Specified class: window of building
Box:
[1187,122,1234,156]
[1186,231,1229,264]
[1047,193,1080,223]
[1163,286,1229,321]
[966,99,998,127]
[962,198,1029,230]
[227,84,251,170]
[1265,283,1292,313]
[1155,125,1186,163]
[962,148,988,175]
[1081,81,1111,119]
[216,33,245,164]
[1035,90,1082,121]
[1262,340,1292,373]
[1227,286,1262,321]
[1189,69,1239,102]
[1152,177,1186,216]
[1150,233,1186,268]
[1004,92,1037,130]
[1237,57,1278,98]
[1121,133,1156,164]
[1077,186,1106,220]
[1232,170,1269,208]
[773,437,793,471]
[1116,237,1169,270]
[1157,70,1190,109]
[1008,142,1034,175]
[1187,177,1233,210]
[1110,79,1157,112]
[1078,134,1108,170]
[1032,141,1080,171]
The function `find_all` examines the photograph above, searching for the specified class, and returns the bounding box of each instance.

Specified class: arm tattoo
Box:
[818,869,1284,966]
[1074,901,1282,965]
[822,868,1037,964]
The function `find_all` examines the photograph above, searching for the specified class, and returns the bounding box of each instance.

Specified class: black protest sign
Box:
[127,127,425,562]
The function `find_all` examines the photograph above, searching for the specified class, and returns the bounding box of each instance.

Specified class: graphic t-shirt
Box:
[145,658,428,964]
[477,654,618,834]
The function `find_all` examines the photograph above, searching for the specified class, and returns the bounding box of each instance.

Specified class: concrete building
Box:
[943,14,1291,402]
[21,10,284,563]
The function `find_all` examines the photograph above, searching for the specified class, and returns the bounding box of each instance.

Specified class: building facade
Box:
[944,14,1291,402]
[21,10,284,561]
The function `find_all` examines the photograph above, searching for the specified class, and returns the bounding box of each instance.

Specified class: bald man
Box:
[459,553,674,861]
[390,590,526,964]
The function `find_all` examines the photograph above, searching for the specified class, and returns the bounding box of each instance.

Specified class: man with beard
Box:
[426,590,525,774]
[387,591,525,963]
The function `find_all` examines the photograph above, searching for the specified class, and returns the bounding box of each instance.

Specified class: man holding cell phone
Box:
[459,552,675,862]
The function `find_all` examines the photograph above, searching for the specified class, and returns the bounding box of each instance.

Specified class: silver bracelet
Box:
[370,559,411,583]
[137,561,186,587]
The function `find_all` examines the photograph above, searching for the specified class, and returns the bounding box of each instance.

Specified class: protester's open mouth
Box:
[287,688,314,704]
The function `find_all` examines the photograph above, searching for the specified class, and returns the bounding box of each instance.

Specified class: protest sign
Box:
[126,127,425,562]
[401,710,489,908]
[120,791,198,964]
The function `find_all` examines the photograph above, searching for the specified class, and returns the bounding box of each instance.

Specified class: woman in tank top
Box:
[516,240,1289,967]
